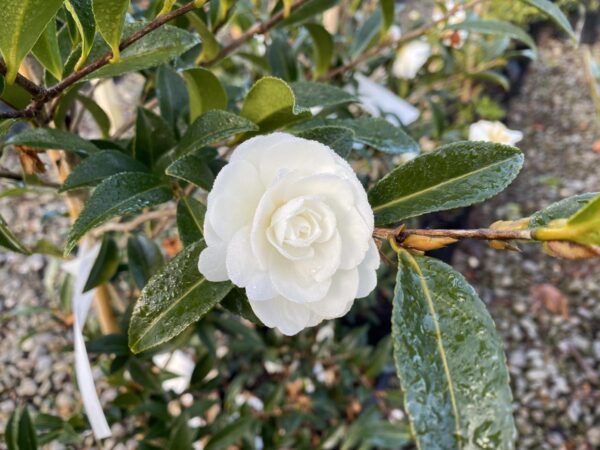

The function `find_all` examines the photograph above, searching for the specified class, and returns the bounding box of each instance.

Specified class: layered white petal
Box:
[249,297,312,336]
[198,133,379,335]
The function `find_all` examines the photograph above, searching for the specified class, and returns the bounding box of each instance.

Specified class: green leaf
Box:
[267,32,298,81]
[392,252,516,449]
[380,0,395,34]
[156,65,188,132]
[83,234,119,292]
[563,194,600,244]
[187,13,220,63]
[350,9,382,56]
[166,154,214,190]
[176,196,206,247]
[127,234,164,290]
[529,193,598,228]
[290,81,357,109]
[220,287,260,324]
[342,117,419,154]
[0,0,64,84]
[81,23,199,80]
[0,119,17,140]
[32,18,63,80]
[468,71,510,91]
[204,416,253,450]
[76,94,112,138]
[304,24,333,77]
[87,333,129,355]
[7,128,99,156]
[175,110,257,157]
[133,108,176,168]
[65,0,96,70]
[521,0,576,42]
[0,214,29,254]
[167,413,193,450]
[16,407,38,450]
[181,68,227,122]
[241,77,310,132]
[92,0,129,62]
[277,0,338,28]
[60,150,148,192]
[128,240,232,353]
[447,20,537,56]
[296,126,354,159]
[65,172,173,255]
[369,141,523,226]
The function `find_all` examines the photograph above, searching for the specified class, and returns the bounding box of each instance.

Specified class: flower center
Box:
[266,196,336,261]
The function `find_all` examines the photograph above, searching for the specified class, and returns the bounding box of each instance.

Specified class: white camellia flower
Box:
[468,120,524,146]
[392,40,432,80]
[198,133,380,335]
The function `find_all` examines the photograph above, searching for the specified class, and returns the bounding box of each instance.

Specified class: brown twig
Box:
[202,0,312,66]
[0,169,60,188]
[92,207,176,236]
[0,61,46,98]
[373,226,533,242]
[319,0,484,80]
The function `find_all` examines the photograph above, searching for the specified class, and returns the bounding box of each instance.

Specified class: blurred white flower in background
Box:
[354,73,420,126]
[433,0,468,48]
[468,120,524,146]
[392,40,432,80]
[152,350,195,394]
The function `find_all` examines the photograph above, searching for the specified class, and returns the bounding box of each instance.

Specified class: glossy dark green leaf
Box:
[350,10,382,56]
[65,172,173,255]
[32,18,63,80]
[87,333,130,355]
[0,214,29,254]
[267,32,298,81]
[380,0,394,33]
[65,0,96,69]
[204,416,253,450]
[529,193,598,228]
[182,68,227,122]
[220,287,260,324]
[277,0,338,28]
[17,406,38,450]
[521,0,576,42]
[291,81,357,109]
[5,405,18,450]
[128,240,232,353]
[296,126,354,159]
[369,141,523,226]
[342,117,419,154]
[167,413,193,450]
[83,234,119,292]
[447,20,537,55]
[7,128,99,156]
[304,24,333,77]
[176,196,206,247]
[241,77,310,132]
[166,154,215,190]
[92,0,129,62]
[81,23,199,80]
[393,251,516,450]
[76,94,111,138]
[60,150,149,192]
[175,110,257,157]
[134,108,176,168]
[0,0,64,84]
[127,234,164,290]
[156,65,188,132]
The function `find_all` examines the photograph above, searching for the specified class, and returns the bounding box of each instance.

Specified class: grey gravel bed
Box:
[454,34,600,450]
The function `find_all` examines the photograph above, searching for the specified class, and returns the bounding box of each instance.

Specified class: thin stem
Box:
[44,2,199,101]
[202,0,312,66]
[0,169,60,188]
[0,61,46,98]
[320,0,484,80]
[373,227,533,242]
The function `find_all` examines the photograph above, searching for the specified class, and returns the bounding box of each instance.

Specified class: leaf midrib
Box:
[403,251,463,450]
[131,275,207,350]
[372,156,517,214]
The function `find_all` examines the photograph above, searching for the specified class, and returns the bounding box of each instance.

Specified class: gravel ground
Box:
[454,34,600,449]
[1,35,600,450]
